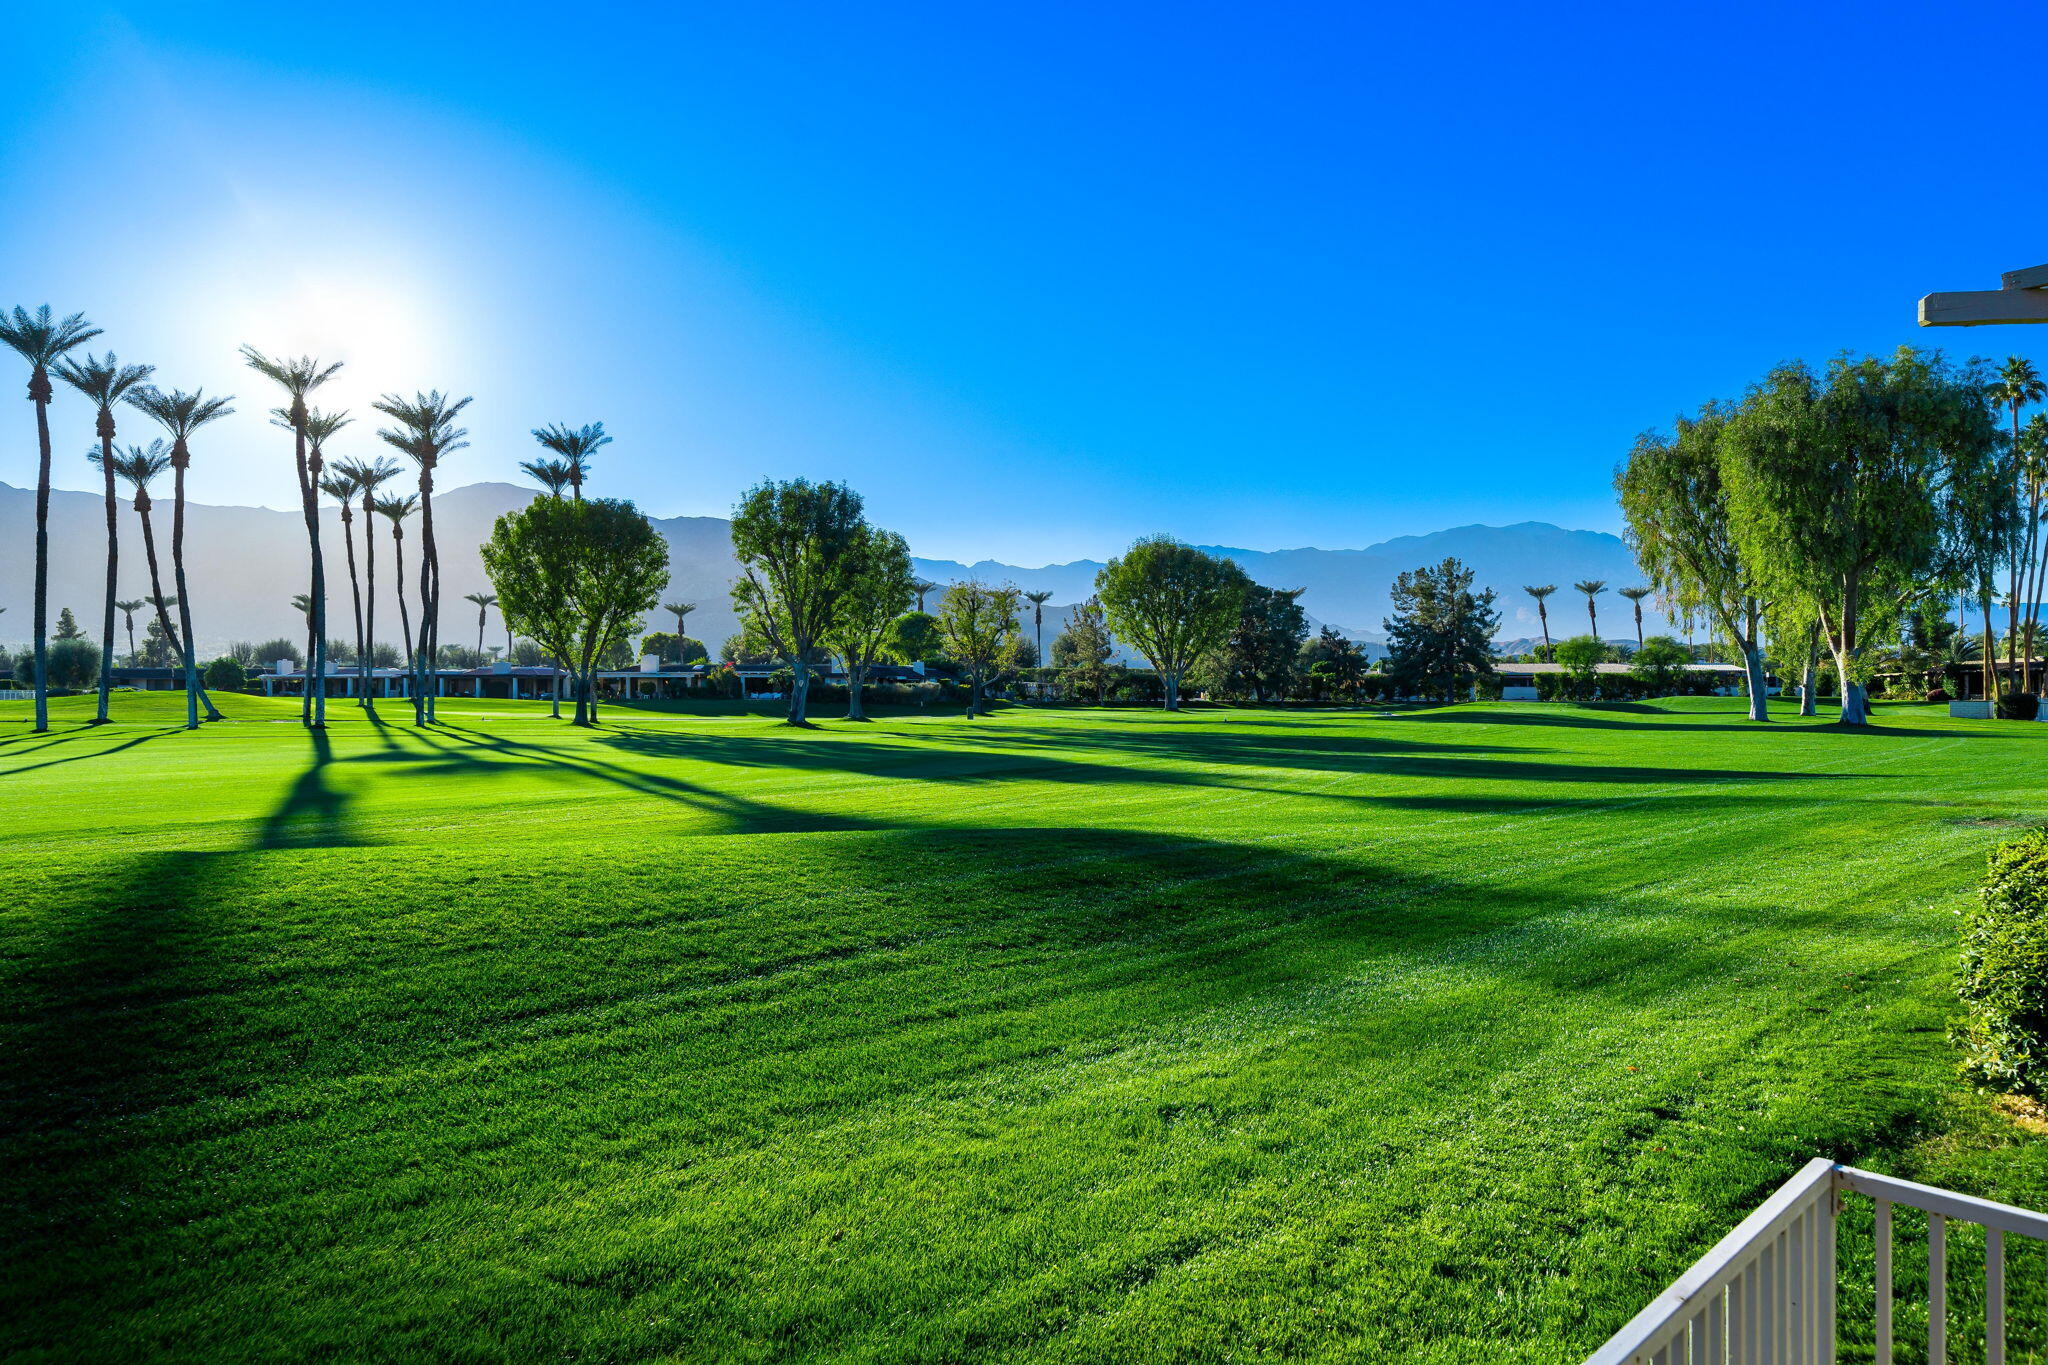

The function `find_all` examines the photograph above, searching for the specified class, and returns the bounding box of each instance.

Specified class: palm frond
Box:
[127,386,235,438]
[374,390,472,466]
[0,305,101,366]
[519,456,575,495]
[53,352,154,408]
[530,420,612,461]
[92,439,173,488]
[304,407,353,449]
[240,346,342,397]
[370,492,420,522]
[331,455,404,493]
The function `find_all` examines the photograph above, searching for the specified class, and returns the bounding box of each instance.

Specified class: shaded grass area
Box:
[4,693,2047,1361]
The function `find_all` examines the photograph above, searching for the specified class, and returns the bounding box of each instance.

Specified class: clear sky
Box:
[2,2,2042,565]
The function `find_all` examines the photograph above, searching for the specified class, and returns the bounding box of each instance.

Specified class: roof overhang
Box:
[1919,263,2048,326]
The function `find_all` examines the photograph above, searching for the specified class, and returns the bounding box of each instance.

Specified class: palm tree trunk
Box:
[340,506,366,708]
[415,475,438,724]
[295,424,326,727]
[363,508,380,714]
[135,502,182,669]
[170,455,217,727]
[94,418,118,725]
[391,528,414,677]
[30,370,53,733]
[1537,608,1551,662]
[1983,589,1997,704]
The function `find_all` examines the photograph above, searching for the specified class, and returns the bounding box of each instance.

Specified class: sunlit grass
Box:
[4,693,2046,1362]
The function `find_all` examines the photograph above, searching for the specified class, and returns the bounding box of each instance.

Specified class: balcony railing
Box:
[1585,1157,2048,1364]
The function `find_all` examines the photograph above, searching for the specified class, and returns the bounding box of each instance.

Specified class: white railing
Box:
[1586,1157,2048,1364]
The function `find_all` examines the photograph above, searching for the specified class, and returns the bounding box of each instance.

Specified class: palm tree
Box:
[529,421,611,499]
[242,348,342,727]
[465,592,498,654]
[319,462,370,708]
[94,443,183,685]
[911,578,937,613]
[115,599,145,662]
[519,456,576,498]
[1618,586,1653,646]
[0,306,101,731]
[1991,358,2048,693]
[1023,590,1054,689]
[1574,580,1608,638]
[290,593,316,694]
[374,391,472,724]
[1522,585,1556,660]
[53,352,153,724]
[371,492,420,684]
[128,386,234,726]
[333,456,402,713]
[663,601,695,662]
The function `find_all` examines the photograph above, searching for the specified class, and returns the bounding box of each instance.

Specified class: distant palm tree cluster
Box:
[0,301,642,735]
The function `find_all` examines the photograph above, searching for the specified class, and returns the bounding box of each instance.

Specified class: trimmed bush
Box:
[1997,692,2040,722]
[1956,827,2048,1095]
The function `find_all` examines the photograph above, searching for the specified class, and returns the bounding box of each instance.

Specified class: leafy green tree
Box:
[204,656,247,693]
[884,610,941,665]
[1297,625,1368,700]
[483,496,669,727]
[0,305,100,731]
[824,526,915,720]
[1628,634,1691,695]
[1095,536,1249,710]
[1723,349,1998,724]
[1383,557,1499,702]
[52,607,85,640]
[54,352,153,724]
[375,390,471,724]
[15,638,98,692]
[729,478,866,726]
[251,638,303,668]
[1552,634,1607,700]
[640,633,707,664]
[1616,401,1773,721]
[1051,596,1116,703]
[1214,583,1307,701]
[130,386,235,725]
[937,580,1022,718]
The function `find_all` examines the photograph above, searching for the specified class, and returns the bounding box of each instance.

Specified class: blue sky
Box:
[2,2,2042,564]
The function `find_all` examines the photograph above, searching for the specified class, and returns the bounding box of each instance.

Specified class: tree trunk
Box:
[1741,645,1770,722]
[1981,590,1997,704]
[846,663,867,721]
[1799,621,1819,717]
[551,668,562,719]
[30,374,52,733]
[297,429,326,728]
[135,503,183,670]
[1163,671,1180,711]
[416,473,438,725]
[94,416,118,725]
[341,505,366,707]
[787,657,811,725]
[170,455,216,728]
[966,667,981,718]
[363,509,380,715]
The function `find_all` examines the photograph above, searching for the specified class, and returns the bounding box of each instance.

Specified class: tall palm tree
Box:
[0,306,101,732]
[1618,586,1653,646]
[1522,585,1556,660]
[465,592,498,654]
[242,348,342,727]
[334,456,402,713]
[529,421,611,500]
[663,601,695,662]
[519,456,576,498]
[128,386,234,726]
[1023,590,1054,682]
[94,443,182,687]
[53,352,153,724]
[911,578,937,613]
[371,492,420,683]
[1574,580,1608,638]
[319,462,370,708]
[1991,358,2048,693]
[115,599,145,662]
[374,391,472,724]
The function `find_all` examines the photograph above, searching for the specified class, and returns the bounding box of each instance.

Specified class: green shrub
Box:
[1997,692,2040,721]
[1956,827,2048,1095]
[204,657,248,692]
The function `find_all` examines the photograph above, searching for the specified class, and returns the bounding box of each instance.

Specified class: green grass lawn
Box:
[6,691,2048,1363]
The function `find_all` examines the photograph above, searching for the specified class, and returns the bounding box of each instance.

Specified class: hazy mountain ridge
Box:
[1,481,1666,657]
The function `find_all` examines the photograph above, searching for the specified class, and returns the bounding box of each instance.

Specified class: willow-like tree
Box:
[1095,536,1249,710]
[1522,584,1556,661]
[129,386,235,726]
[483,496,668,726]
[824,527,914,720]
[730,478,865,726]
[1616,401,1773,721]
[375,391,472,724]
[937,580,1023,718]
[333,457,402,713]
[1722,349,1997,725]
[530,421,611,500]
[54,352,153,724]
[242,349,341,727]
[0,306,100,732]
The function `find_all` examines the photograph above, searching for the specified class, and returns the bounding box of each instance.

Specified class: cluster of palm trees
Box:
[1,300,647,735]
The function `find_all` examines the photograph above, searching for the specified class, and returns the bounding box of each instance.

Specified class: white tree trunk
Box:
[1742,646,1770,722]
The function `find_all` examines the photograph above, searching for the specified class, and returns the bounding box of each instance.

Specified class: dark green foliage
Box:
[204,657,248,692]
[1998,693,2041,721]
[1298,627,1369,700]
[1383,557,1499,701]
[1095,537,1249,710]
[251,638,304,668]
[640,633,708,665]
[1211,584,1307,701]
[15,638,99,691]
[52,607,85,640]
[1957,829,2048,1095]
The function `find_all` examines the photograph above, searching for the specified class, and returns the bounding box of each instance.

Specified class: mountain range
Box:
[0,480,1670,659]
